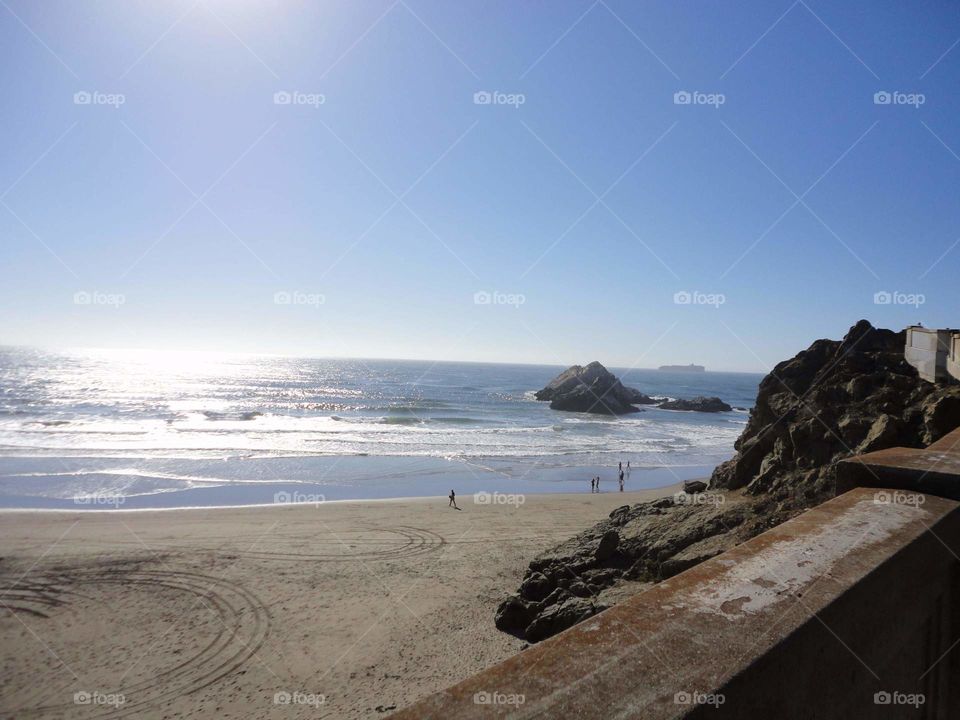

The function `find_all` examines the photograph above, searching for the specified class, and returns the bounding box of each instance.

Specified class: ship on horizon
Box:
[658,363,706,373]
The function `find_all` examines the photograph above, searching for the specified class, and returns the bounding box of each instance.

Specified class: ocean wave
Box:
[202,410,263,421]
[379,416,425,425]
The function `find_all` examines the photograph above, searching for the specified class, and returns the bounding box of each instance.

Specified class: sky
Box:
[0,0,958,373]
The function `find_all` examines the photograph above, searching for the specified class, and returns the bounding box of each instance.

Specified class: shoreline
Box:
[0,480,688,514]
[0,452,721,510]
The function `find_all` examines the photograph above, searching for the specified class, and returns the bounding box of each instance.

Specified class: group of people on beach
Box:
[449,459,634,507]
[591,461,630,493]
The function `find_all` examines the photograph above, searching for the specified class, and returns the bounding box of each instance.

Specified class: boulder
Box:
[494,596,537,637]
[534,362,649,415]
[683,480,707,494]
[595,530,619,561]
[658,396,732,412]
[524,597,603,643]
[519,572,552,602]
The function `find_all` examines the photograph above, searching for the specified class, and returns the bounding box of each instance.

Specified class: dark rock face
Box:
[497,320,960,643]
[710,319,960,496]
[534,362,651,415]
[658,396,732,412]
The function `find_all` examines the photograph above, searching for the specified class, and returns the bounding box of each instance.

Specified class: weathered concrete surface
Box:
[949,333,960,383]
[837,427,960,500]
[904,326,955,384]
[391,488,960,719]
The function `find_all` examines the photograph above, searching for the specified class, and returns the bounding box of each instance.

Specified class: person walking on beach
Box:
[619,469,625,492]
[595,476,600,493]
[590,477,595,493]
[448,489,460,510]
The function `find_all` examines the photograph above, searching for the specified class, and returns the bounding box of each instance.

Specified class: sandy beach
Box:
[0,485,679,719]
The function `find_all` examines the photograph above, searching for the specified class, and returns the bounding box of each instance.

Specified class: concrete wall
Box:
[393,488,960,719]
[948,332,960,383]
[905,327,955,383]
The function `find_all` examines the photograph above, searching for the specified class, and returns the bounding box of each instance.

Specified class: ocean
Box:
[0,347,762,509]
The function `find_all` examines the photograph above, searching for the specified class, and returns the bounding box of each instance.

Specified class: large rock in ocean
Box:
[658,395,732,412]
[534,361,655,415]
[497,320,960,643]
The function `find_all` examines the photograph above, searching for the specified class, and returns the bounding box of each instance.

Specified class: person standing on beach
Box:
[595,476,600,493]
[618,469,624,492]
[590,477,595,493]
[449,489,459,509]
[618,461,622,473]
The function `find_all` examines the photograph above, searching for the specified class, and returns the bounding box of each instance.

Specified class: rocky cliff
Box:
[497,321,960,642]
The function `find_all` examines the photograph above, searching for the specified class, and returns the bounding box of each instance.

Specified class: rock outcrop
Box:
[710,319,960,496]
[497,320,960,642]
[534,362,653,414]
[658,396,732,412]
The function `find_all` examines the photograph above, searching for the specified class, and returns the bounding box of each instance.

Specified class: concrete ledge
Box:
[392,488,960,719]
[837,428,960,500]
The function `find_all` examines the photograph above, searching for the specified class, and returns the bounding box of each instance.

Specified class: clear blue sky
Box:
[1,0,958,372]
